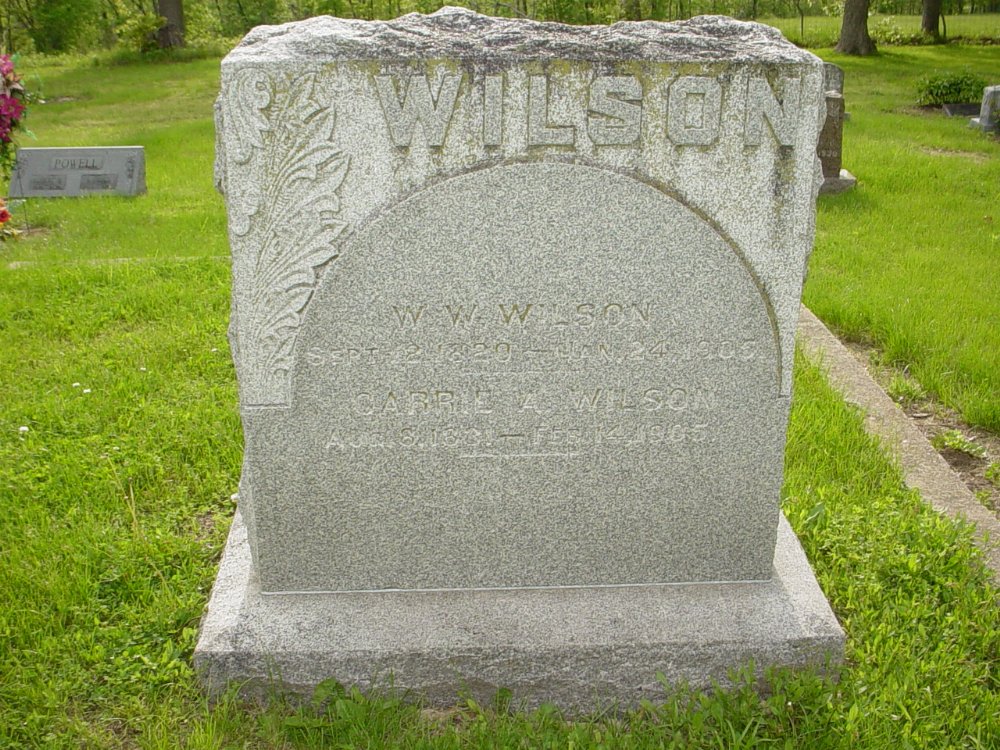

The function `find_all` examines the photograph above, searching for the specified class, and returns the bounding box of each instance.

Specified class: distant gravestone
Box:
[818,93,845,179]
[196,9,844,711]
[943,102,981,117]
[818,63,856,195]
[9,147,146,198]
[822,61,848,120]
[970,85,1000,133]
[823,62,844,95]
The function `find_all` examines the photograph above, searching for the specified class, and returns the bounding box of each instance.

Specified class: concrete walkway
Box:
[797,305,1000,578]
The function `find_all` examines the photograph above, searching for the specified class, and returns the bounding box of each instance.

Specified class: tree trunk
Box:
[156,0,185,48]
[922,0,943,41]
[835,0,876,56]
[621,0,642,21]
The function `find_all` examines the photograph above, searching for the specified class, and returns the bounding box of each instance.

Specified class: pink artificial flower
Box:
[0,95,23,120]
[0,56,13,78]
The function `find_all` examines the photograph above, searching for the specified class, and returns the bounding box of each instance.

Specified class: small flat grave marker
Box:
[9,147,146,198]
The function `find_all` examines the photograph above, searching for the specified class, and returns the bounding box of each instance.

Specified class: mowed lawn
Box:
[804,45,1000,432]
[3,57,226,262]
[764,12,1000,47]
[0,40,999,748]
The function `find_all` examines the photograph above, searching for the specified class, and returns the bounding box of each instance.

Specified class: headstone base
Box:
[943,102,981,117]
[969,117,999,134]
[195,511,844,713]
[819,169,857,196]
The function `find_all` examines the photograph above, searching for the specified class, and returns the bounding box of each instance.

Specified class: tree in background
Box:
[4,0,1000,55]
[921,0,943,39]
[621,0,643,20]
[835,0,877,54]
[155,0,185,46]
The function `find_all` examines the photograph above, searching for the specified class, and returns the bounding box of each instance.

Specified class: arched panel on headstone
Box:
[245,161,785,593]
[200,11,843,707]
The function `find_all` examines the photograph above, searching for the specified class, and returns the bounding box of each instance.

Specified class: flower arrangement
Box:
[0,196,15,241]
[1,53,28,242]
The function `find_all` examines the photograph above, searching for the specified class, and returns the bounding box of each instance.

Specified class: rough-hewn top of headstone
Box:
[224,7,815,65]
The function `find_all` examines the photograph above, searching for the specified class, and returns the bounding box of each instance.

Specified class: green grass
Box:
[2,278,998,745]
[2,47,1000,748]
[762,13,1000,48]
[804,45,1000,432]
[6,57,225,262]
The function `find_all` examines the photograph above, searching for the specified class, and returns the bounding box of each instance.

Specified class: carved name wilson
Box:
[375,72,805,149]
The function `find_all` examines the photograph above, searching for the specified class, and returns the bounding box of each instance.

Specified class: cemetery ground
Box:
[0,38,999,749]
[762,13,1000,48]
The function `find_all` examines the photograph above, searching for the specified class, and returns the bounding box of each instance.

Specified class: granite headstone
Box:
[818,63,855,195]
[823,62,843,95]
[197,8,844,711]
[970,85,1000,133]
[9,147,147,198]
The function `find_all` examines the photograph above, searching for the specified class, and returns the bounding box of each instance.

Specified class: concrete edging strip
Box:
[797,305,1000,578]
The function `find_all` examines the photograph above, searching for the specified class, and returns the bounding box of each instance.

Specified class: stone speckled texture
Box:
[822,62,844,94]
[227,8,814,64]
[202,8,842,704]
[216,8,825,412]
[196,509,844,711]
[250,161,786,591]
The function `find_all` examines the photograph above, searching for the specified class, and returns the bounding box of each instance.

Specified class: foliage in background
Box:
[0,54,28,183]
[870,14,923,42]
[0,53,28,242]
[2,0,1000,54]
[118,12,168,53]
[917,69,988,102]
[764,11,1000,43]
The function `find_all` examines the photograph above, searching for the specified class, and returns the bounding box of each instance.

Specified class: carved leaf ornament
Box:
[223,69,350,406]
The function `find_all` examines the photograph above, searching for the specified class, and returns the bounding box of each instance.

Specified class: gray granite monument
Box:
[9,147,146,198]
[196,8,844,711]
[970,85,1000,133]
